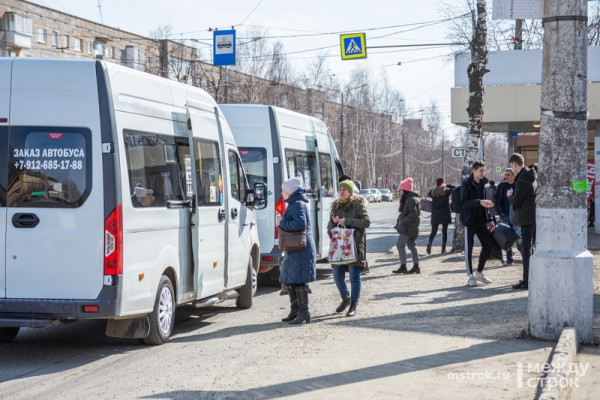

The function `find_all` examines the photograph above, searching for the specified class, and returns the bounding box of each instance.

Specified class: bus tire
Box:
[144,275,175,345]
[0,327,19,343]
[236,258,256,309]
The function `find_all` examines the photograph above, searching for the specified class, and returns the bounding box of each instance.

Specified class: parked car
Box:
[380,188,394,202]
[359,188,374,202]
[369,188,382,202]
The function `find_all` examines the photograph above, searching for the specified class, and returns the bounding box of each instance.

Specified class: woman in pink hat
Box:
[393,177,421,274]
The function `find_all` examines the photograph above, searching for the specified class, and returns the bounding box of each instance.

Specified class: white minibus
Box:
[0,59,265,344]
[220,105,343,282]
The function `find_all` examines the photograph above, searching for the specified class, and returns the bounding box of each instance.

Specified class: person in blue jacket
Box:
[276,177,317,324]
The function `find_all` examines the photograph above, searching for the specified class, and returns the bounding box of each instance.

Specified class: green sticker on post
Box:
[572,180,588,194]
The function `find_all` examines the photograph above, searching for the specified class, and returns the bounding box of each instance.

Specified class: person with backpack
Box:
[425,177,454,254]
[460,160,496,287]
[393,178,421,274]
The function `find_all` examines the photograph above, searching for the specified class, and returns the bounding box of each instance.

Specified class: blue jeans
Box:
[332,265,362,302]
[499,214,521,263]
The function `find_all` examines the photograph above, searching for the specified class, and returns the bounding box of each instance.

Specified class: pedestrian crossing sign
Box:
[340,33,367,60]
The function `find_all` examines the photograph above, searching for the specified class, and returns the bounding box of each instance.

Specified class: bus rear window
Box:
[239,147,267,188]
[7,127,91,208]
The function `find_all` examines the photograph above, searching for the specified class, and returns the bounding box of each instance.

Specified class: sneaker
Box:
[502,261,513,266]
[473,271,492,284]
[467,275,477,286]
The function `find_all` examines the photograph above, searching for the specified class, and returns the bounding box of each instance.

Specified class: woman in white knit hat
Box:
[276,177,316,324]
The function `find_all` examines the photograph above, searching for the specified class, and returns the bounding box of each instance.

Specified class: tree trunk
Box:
[452,0,489,252]
[529,0,593,342]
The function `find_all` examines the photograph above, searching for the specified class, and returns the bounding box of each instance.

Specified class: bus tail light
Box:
[274,196,286,239]
[104,204,123,276]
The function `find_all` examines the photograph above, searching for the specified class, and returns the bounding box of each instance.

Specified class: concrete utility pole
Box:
[530,0,593,342]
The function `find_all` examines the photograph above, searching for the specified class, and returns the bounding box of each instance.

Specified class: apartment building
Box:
[0,0,197,82]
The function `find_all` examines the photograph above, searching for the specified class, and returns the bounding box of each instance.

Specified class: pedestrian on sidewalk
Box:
[327,179,370,317]
[393,177,421,274]
[277,177,316,324]
[508,153,537,290]
[494,167,521,266]
[460,160,496,287]
[425,177,454,255]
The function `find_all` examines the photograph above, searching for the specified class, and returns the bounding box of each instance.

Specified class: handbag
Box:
[278,202,308,252]
[278,227,307,251]
[328,225,357,265]
[487,232,505,262]
[491,223,520,251]
[394,215,408,234]
[420,198,433,213]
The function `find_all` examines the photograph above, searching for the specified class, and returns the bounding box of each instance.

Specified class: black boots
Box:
[289,285,310,324]
[346,301,357,317]
[406,264,420,274]
[336,295,351,313]
[426,242,432,255]
[392,264,407,274]
[441,241,447,254]
[281,285,298,322]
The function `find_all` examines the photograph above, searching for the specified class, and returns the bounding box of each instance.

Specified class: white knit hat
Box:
[134,186,154,200]
[282,177,303,194]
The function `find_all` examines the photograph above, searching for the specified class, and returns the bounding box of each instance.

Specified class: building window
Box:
[37,28,46,43]
[4,13,33,34]
[52,31,59,47]
[87,40,93,54]
[63,35,69,48]
[73,37,82,52]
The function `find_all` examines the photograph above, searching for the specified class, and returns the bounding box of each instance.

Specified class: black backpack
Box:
[450,185,461,213]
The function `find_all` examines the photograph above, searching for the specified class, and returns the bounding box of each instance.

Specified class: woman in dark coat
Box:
[393,178,421,274]
[327,179,370,317]
[277,177,316,324]
[426,177,454,254]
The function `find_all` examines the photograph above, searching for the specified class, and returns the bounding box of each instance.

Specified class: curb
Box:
[538,327,578,400]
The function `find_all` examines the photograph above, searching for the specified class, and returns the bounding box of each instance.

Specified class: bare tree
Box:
[451,0,489,252]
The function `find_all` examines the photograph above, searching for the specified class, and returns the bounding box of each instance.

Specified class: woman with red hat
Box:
[393,177,421,274]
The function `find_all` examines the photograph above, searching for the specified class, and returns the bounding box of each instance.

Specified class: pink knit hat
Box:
[399,178,413,192]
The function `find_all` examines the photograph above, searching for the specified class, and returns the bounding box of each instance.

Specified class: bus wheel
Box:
[236,258,256,309]
[144,275,175,345]
[0,327,20,343]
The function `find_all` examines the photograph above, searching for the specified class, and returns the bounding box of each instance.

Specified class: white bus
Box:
[220,105,343,282]
[0,59,265,344]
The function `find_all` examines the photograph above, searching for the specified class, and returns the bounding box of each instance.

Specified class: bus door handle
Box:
[12,213,40,228]
[231,208,238,219]
[218,208,226,222]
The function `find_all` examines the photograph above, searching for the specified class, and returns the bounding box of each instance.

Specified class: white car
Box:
[369,188,382,202]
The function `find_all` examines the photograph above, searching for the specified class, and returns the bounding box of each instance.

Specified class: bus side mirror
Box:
[246,183,267,210]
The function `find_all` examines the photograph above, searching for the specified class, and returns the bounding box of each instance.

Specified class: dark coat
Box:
[509,166,537,226]
[327,195,370,268]
[427,185,453,225]
[278,189,316,284]
[460,173,493,228]
[398,191,421,239]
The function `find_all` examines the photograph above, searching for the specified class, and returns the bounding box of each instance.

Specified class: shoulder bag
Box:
[278,202,308,252]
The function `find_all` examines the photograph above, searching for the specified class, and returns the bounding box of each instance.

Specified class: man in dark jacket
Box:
[460,160,496,287]
[508,153,537,290]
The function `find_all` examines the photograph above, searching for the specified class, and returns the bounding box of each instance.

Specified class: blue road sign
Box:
[213,30,236,66]
[340,33,367,60]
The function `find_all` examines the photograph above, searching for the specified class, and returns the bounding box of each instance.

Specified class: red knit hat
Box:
[399,178,413,192]
[436,177,445,186]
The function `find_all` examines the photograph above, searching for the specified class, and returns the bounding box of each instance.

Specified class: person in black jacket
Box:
[508,153,537,290]
[494,168,520,266]
[460,160,496,287]
[426,177,454,254]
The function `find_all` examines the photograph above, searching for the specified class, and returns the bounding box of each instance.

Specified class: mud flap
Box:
[105,317,150,339]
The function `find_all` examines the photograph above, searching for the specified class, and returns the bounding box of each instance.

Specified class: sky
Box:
[29,0,462,128]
